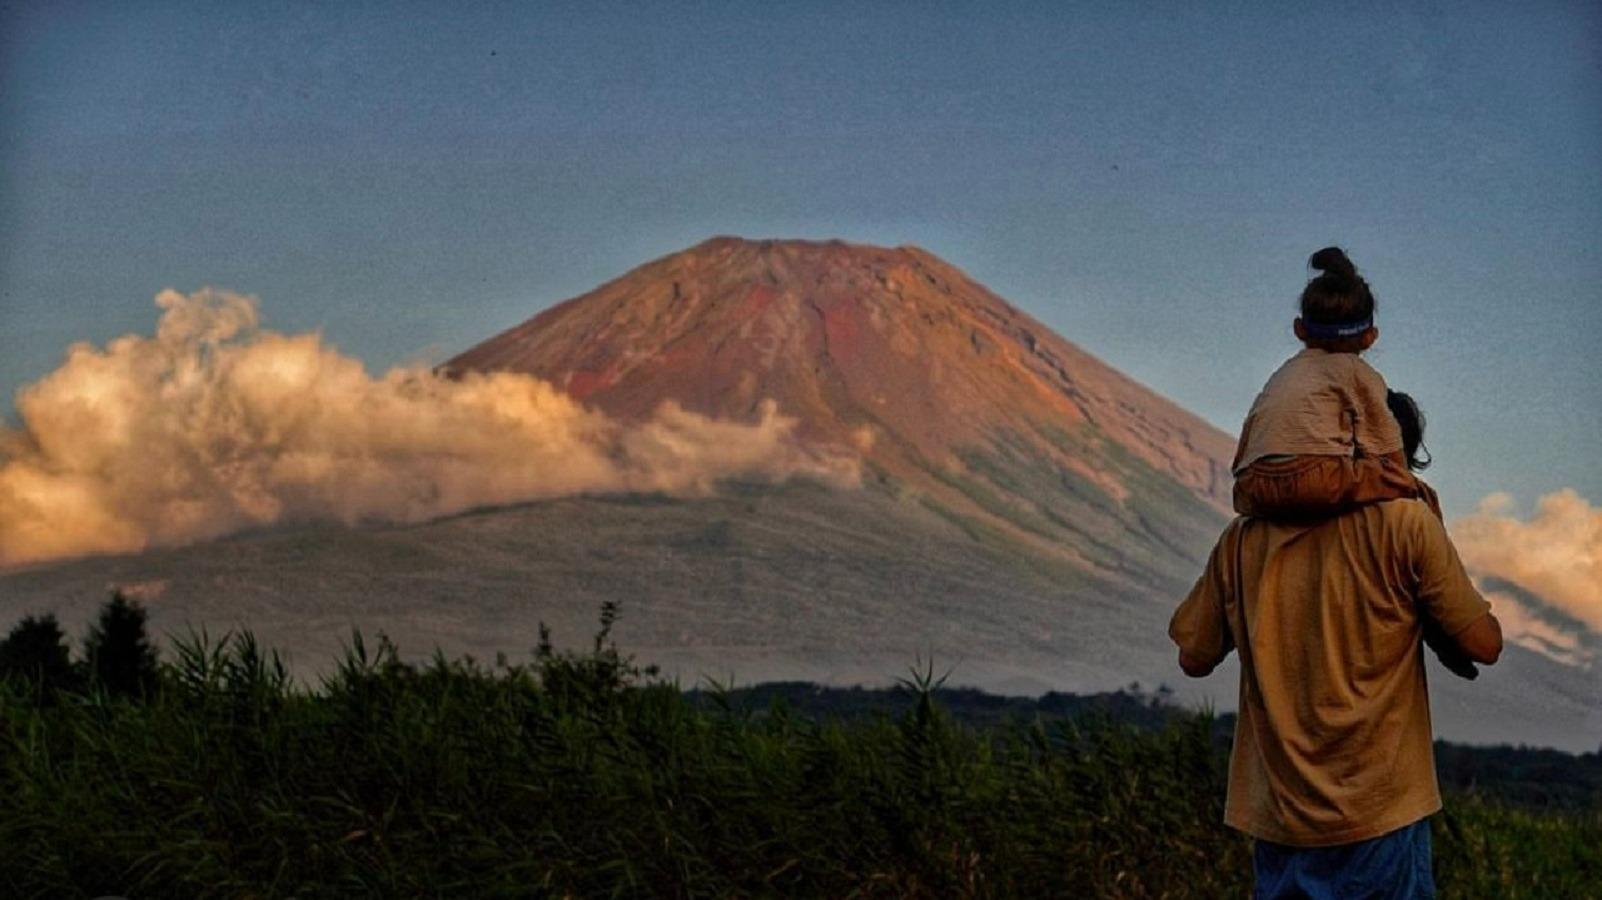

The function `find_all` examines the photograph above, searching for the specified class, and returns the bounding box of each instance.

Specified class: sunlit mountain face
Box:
[3,238,1594,750]
[447,236,1234,590]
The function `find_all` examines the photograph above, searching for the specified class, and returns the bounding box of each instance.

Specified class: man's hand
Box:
[1450,612,1503,665]
[1422,616,1480,680]
[1178,649,1219,678]
[1421,611,1502,679]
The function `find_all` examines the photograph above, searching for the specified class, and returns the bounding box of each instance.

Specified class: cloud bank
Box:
[0,289,858,567]
[1451,489,1601,666]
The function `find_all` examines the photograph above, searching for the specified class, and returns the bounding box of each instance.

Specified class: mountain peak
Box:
[686,234,910,253]
[448,238,1233,573]
[663,236,948,281]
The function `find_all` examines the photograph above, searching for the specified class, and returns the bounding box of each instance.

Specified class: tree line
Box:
[0,591,159,700]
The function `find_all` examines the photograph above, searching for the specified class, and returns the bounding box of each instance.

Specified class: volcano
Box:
[6,238,1594,749]
[447,237,1234,592]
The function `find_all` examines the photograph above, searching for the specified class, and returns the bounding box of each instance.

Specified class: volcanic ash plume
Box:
[1451,489,1602,665]
[0,289,859,567]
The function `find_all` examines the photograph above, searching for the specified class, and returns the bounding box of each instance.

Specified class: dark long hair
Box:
[1386,389,1431,471]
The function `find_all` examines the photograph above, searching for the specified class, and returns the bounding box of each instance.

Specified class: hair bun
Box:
[1309,246,1357,280]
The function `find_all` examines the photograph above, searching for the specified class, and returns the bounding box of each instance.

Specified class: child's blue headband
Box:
[1301,317,1373,340]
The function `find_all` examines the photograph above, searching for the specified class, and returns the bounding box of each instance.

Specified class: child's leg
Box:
[1233,452,1422,519]
[1346,450,1425,509]
[1232,455,1354,518]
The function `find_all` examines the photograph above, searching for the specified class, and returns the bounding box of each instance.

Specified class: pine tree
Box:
[0,612,81,694]
[83,591,160,699]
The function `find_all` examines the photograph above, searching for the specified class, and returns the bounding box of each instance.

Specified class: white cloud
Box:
[0,289,859,567]
[1451,489,1600,667]
[1451,489,1602,633]
[1481,590,1592,668]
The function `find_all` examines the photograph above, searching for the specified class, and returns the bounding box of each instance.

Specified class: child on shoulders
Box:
[1231,247,1432,520]
[1233,247,1471,678]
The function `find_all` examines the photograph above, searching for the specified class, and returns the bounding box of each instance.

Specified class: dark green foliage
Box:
[687,681,1206,735]
[1433,796,1602,898]
[0,607,1595,898]
[0,612,81,697]
[693,684,1602,813]
[82,591,160,700]
[1434,741,1602,812]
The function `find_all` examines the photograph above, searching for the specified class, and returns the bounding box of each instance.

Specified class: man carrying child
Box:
[1170,248,1503,899]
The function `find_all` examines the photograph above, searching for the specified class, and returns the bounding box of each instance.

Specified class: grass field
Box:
[2,608,1598,898]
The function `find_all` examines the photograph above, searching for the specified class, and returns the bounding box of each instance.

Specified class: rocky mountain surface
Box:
[448,237,1235,590]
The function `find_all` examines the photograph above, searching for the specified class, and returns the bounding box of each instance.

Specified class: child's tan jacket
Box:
[1232,347,1402,474]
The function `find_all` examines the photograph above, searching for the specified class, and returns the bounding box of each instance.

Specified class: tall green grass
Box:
[1,611,1595,898]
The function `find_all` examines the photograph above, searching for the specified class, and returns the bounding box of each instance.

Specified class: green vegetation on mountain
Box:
[937,422,1226,590]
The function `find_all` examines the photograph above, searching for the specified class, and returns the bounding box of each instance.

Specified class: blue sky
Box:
[2,0,1598,517]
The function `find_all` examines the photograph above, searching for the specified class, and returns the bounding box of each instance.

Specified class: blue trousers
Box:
[1253,818,1435,900]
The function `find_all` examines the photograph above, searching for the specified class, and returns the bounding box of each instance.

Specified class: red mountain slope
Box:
[447,237,1234,584]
